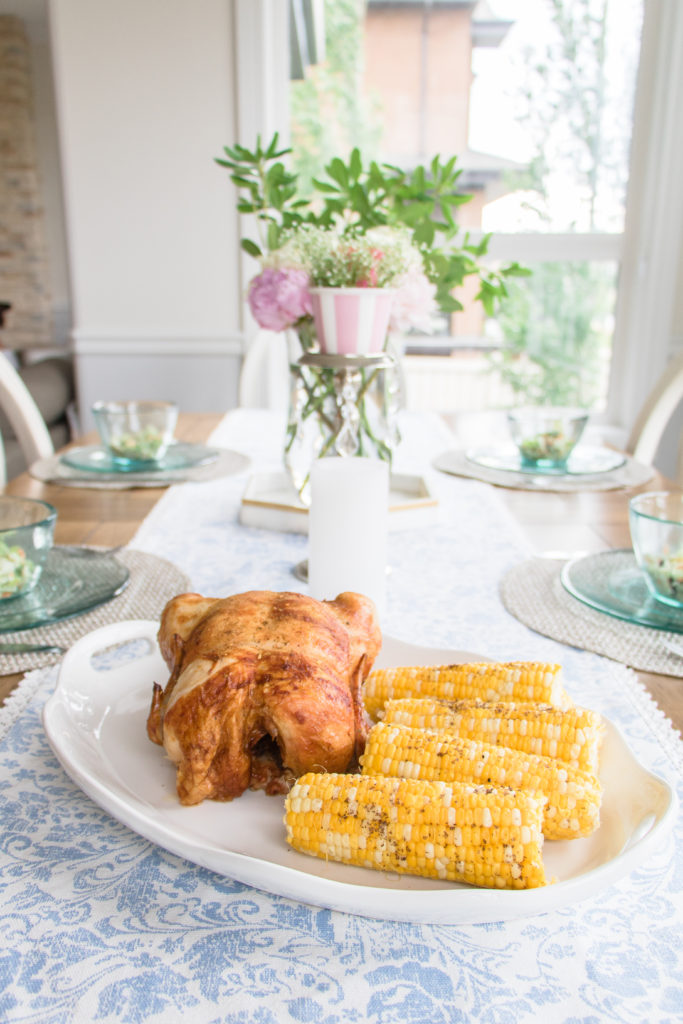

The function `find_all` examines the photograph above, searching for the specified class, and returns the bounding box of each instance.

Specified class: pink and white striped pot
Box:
[309,287,395,356]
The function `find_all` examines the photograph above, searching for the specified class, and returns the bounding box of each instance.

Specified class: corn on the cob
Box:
[360,721,601,840]
[382,697,604,774]
[363,662,572,720]
[284,771,547,889]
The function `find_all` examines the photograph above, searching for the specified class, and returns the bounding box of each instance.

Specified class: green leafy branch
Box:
[216,133,529,316]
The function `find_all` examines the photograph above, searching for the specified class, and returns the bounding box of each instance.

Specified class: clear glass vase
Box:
[284,346,403,504]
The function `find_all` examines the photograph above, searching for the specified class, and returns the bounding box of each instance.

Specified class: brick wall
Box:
[0,15,53,350]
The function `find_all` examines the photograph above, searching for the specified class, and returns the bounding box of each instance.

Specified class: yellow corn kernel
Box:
[382,697,604,774]
[363,662,572,720]
[360,721,602,840]
[284,771,547,890]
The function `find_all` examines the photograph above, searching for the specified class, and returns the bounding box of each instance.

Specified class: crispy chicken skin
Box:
[147,589,381,806]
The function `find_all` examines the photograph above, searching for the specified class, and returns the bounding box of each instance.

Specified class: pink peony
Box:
[248,266,313,331]
[389,267,439,333]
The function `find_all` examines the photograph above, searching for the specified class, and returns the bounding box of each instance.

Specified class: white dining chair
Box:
[0,353,55,488]
[626,349,683,483]
[238,329,292,412]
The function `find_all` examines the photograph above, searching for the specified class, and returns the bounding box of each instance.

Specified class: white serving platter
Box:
[239,471,438,533]
[42,619,676,925]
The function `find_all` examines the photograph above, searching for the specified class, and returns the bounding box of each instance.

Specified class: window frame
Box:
[234,0,683,440]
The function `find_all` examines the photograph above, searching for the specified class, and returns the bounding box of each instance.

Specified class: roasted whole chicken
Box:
[147,589,382,805]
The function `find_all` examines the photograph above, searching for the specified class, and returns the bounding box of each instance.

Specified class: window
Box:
[288,0,645,413]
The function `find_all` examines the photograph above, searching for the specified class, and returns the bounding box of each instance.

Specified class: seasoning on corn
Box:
[284,771,548,890]
[363,662,572,720]
[382,697,604,774]
[360,721,602,840]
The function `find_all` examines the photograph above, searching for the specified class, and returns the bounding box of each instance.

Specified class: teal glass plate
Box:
[61,443,219,474]
[0,547,129,632]
[560,549,683,632]
[466,445,626,477]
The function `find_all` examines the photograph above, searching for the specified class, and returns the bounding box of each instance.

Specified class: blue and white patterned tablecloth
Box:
[1,409,682,1024]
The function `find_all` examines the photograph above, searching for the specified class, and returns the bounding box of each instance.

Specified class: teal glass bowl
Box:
[629,491,683,608]
[92,400,178,466]
[507,406,589,470]
[0,496,57,600]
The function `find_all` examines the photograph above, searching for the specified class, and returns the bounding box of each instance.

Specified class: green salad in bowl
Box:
[630,492,683,608]
[0,540,35,598]
[0,496,57,599]
[508,407,589,469]
[92,400,179,464]
[107,424,167,461]
[518,430,577,464]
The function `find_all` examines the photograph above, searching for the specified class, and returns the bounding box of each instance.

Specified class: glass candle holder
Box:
[285,350,402,504]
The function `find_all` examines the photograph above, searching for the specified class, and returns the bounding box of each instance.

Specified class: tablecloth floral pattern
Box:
[1,409,682,1024]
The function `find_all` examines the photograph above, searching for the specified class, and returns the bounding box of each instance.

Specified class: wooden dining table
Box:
[1,411,681,735]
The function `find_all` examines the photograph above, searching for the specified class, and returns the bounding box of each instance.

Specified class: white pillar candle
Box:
[308,457,389,616]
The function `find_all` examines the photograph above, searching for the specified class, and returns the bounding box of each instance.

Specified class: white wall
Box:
[49,0,243,426]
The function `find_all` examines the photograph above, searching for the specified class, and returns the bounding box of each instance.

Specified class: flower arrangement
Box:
[216,134,528,345]
[248,224,437,340]
[215,135,528,496]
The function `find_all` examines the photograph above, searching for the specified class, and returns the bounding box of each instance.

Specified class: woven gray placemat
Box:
[29,447,250,489]
[500,555,683,676]
[433,448,655,492]
[0,549,190,674]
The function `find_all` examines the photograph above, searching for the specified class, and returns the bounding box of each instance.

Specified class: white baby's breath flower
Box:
[279,223,425,289]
